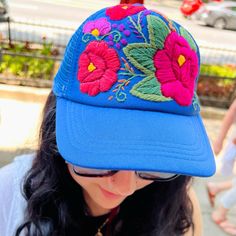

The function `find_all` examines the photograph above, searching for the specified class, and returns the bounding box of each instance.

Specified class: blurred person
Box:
[0,1,215,235]
[207,98,236,235]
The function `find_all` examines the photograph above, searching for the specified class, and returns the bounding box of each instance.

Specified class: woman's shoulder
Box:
[13,152,35,168]
[0,153,35,199]
[0,153,35,181]
[0,153,35,236]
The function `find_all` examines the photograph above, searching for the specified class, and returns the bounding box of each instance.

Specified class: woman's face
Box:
[67,164,153,216]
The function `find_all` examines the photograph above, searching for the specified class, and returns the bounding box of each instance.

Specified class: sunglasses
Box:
[72,165,180,182]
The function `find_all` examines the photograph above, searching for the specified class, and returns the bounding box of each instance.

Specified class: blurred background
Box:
[0,0,236,235]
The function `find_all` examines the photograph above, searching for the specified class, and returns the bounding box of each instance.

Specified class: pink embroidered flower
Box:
[83,18,111,37]
[106,4,146,21]
[78,41,120,96]
[154,31,198,106]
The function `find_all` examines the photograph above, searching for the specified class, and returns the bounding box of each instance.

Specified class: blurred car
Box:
[192,1,236,30]
[180,0,203,17]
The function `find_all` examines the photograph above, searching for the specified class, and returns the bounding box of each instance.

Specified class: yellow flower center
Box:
[88,62,96,72]
[91,29,100,36]
[178,55,186,67]
[122,5,128,9]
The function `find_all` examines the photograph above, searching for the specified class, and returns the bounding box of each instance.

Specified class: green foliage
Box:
[201,64,236,79]
[130,75,171,102]
[199,64,236,98]
[0,42,56,80]
[147,15,170,49]
[123,43,156,75]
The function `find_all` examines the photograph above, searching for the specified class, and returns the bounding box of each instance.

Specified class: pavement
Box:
[0,83,236,236]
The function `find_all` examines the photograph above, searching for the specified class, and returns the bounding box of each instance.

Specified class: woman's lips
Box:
[99,187,123,199]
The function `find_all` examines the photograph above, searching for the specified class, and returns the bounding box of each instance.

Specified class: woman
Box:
[0,2,215,236]
[207,98,236,235]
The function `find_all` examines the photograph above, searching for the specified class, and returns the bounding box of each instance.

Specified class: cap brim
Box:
[56,97,215,177]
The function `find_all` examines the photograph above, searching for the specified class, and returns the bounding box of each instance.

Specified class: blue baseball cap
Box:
[53,4,215,177]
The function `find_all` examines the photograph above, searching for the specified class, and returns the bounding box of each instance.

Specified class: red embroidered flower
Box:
[106,4,146,21]
[154,32,198,106]
[78,41,120,96]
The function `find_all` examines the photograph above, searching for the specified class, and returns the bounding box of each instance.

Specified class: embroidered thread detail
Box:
[82,18,123,43]
[78,41,120,96]
[147,15,170,49]
[88,62,96,72]
[107,24,130,50]
[122,15,172,102]
[83,18,111,37]
[77,7,199,108]
[128,11,149,43]
[179,26,197,52]
[130,75,171,102]
[109,57,145,102]
[178,55,186,67]
[123,43,156,75]
[154,31,198,106]
[106,4,146,21]
[91,29,99,36]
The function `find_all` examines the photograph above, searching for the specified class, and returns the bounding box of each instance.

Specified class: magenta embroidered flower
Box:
[154,31,198,106]
[78,41,120,96]
[83,18,111,37]
[106,4,146,21]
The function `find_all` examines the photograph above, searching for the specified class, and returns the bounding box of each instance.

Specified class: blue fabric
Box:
[56,97,215,177]
[53,4,216,177]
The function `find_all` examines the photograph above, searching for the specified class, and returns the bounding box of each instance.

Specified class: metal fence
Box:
[197,44,236,107]
[0,18,75,50]
[1,19,236,107]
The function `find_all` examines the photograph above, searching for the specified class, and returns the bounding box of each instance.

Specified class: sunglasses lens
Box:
[137,171,178,181]
[73,166,112,176]
[72,165,178,181]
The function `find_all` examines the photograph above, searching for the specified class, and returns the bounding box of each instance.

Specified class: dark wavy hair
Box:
[15,91,194,236]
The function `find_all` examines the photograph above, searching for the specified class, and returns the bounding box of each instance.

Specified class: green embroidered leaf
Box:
[147,15,170,49]
[130,76,172,102]
[123,43,156,75]
[179,27,197,52]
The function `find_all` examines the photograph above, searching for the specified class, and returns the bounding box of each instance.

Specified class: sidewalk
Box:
[0,84,235,236]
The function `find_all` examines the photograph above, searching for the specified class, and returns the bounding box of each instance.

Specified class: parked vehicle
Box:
[192,1,236,30]
[180,0,204,17]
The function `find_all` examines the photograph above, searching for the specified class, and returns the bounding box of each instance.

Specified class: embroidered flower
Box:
[78,41,120,96]
[83,18,111,37]
[106,4,146,21]
[154,31,198,106]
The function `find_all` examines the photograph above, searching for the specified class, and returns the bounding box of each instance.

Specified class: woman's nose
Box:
[108,171,137,196]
